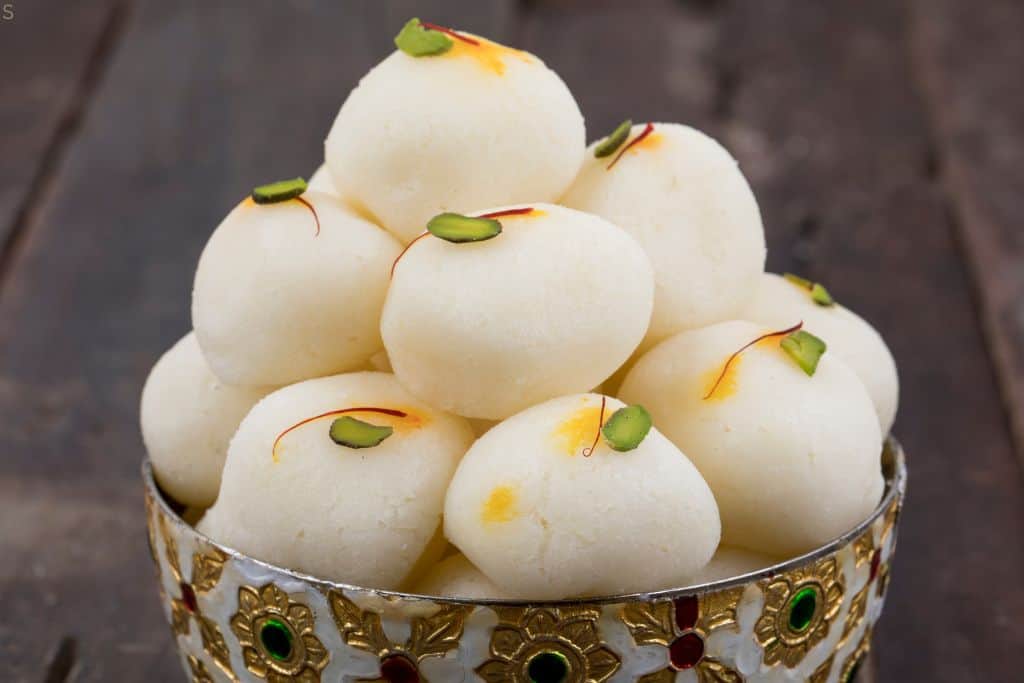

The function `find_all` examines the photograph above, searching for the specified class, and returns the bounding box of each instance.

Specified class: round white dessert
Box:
[382,204,654,419]
[307,164,337,196]
[192,191,401,386]
[444,394,720,599]
[742,272,899,434]
[411,553,508,599]
[562,123,766,348]
[684,546,780,584]
[200,372,474,588]
[324,36,585,243]
[141,332,272,507]
[620,320,884,557]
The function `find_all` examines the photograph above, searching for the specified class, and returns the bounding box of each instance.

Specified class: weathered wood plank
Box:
[718,1,1024,680]
[0,0,124,276]
[0,1,513,680]
[908,0,1024,462]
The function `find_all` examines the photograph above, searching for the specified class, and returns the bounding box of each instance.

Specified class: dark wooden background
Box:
[2,1,1022,681]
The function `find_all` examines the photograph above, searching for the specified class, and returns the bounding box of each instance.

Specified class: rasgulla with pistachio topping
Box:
[192,191,402,387]
[620,320,883,557]
[382,204,654,420]
[141,332,273,508]
[444,393,720,599]
[562,122,766,349]
[324,27,585,244]
[742,272,900,434]
[199,372,474,588]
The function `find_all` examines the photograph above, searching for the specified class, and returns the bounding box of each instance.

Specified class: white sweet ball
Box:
[444,394,720,599]
[620,321,883,557]
[685,546,780,584]
[200,372,474,588]
[324,37,585,243]
[141,332,272,507]
[742,273,899,434]
[307,164,337,196]
[192,192,402,386]
[562,123,766,348]
[382,204,654,419]
[411,553,508,599]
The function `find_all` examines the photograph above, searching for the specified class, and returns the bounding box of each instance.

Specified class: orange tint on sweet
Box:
[448,37,533,75]
[272,407,429,463]
[481,485,518,523]
[702,334,788,401]
[632,131,664,153]
[553,401,610,455]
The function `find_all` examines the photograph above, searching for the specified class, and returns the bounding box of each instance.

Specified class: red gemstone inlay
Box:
[380,655,420,683]
[869,550,881,582]
[669,632,705,670]
[179,583,197,613]
[674,596,699,630]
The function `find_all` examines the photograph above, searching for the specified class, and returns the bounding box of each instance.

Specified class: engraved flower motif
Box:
[187,655,215,683]
[623,589,743,682]
[476,606,620,683]
[754,557,844,668]
[230,583,329,682]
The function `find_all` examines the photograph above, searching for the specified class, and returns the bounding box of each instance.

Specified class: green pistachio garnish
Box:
[783,272,836,307]
[780,330,827,376]
[329,416,394,449]
[594,119,633,158]
[783,272,813,289]
[810,283,834,306]
[601,404,653,452]
[394,18,453,57]
[426,212,502,243]
[252,178,308,204]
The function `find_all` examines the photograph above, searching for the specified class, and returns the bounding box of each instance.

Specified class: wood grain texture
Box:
[0,1,512,680]
[0,0,124,270]
[908,0,1024,461]
[717,1,1024,680]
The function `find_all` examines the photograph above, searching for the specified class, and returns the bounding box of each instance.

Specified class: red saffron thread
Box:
[390,232,431,278]
[295,196,321,236]
[478,207,534,219]
[272,406,409,461]
[607,122,655,170]
[703,321,804,400]
[421,21,480,46]
[582,396,607,457]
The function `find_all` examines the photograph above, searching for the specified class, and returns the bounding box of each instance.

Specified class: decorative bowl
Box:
[143,438,905,683]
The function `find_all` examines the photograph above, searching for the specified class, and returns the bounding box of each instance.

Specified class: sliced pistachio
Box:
[427,212,502,243]
[329,416,394,449]
[594,119,633,158]
[601,404,653,452]
[780,330,827,376]
[810,283,834,306]
[252,178,307,204]
[394,18,453,57]
[783,272,813,290]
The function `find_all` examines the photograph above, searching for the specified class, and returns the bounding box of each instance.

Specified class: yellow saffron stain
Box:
[632,131,664,152]
[271,406,428,463]
[702,354,743,402]
[448,36,533,75]
[481,485,518,523]
[552,401,609,456]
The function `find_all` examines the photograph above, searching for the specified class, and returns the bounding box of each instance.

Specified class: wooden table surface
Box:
[2,1,1022,681]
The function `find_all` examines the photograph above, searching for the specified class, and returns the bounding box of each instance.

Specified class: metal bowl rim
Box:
[143,436,906,606]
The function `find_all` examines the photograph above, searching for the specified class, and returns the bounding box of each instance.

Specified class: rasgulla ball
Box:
[200,372,474,588]
[620,320,884,557]
[140,332,272,507]
[411,553,508,599]
[192,191,402,386]
[742,273,900,434]
[685,546,780,584]
[562,123,766,348]
[307,164,338,196]
[444,394,720,599]
[324,28,585,243]
[382,204,654,419]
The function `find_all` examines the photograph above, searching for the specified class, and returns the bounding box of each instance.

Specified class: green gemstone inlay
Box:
[788,586,818,633]
[527,650,569,683]
[260,618,294,662]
